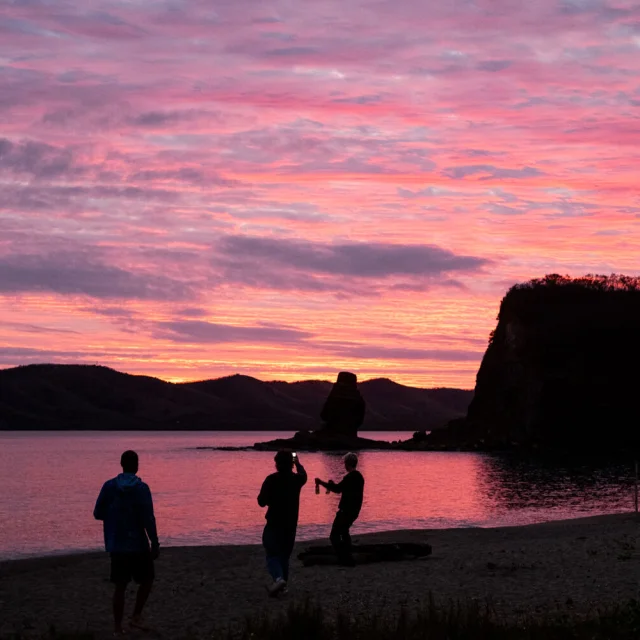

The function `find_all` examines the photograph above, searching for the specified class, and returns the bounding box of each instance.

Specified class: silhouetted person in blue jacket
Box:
[258,450,307,596]
[94,450,159,635]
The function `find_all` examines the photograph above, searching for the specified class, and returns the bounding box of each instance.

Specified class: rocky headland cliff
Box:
[427,274,640,452]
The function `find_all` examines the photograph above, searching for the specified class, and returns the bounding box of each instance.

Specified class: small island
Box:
[254,371,396,451]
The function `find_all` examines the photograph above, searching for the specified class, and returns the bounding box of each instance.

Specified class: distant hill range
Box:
[0,364,473,431]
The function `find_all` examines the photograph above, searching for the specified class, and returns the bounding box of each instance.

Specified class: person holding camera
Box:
[258,450,307,596]
[315,452,364,566]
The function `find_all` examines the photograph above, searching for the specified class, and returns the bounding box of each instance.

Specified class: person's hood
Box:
[115,472,142,492]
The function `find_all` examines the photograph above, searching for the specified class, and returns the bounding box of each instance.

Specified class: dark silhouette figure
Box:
[319,371,366,438]
[94,450,159,635]
[258,450,307,596]
[315,452,364,566]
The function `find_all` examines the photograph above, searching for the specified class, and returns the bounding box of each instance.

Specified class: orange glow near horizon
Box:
[2,0,640,389]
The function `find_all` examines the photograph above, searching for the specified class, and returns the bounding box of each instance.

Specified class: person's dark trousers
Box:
[262,524,296,582]
[330,510,357,564]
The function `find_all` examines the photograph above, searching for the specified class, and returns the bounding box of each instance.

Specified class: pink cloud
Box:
[1,0,640,387]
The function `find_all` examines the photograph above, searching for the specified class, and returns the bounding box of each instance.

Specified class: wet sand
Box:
[1,513,639,638]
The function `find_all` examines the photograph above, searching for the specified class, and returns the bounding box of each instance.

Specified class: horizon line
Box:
[0,362,475,392]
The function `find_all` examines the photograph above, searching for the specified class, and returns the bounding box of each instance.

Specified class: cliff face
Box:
[464,274,640,450]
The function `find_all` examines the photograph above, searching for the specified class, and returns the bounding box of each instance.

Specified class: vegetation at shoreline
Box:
[8,597,640,639]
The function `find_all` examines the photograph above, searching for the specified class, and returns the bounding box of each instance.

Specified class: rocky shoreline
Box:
[194,425,493,453]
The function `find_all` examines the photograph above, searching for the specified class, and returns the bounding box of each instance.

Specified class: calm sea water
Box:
[0,431,636,560]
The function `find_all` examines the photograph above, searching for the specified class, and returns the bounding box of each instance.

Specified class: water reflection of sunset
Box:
[1,432,633,559]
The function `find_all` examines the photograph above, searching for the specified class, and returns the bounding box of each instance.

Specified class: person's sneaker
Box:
[268,577,287,597]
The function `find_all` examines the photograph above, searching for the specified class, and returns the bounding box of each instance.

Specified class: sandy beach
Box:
[1,513,639,638]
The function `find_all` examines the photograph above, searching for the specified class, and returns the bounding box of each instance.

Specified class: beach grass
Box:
[3,631,94,640]
[224,597,640,640]
[7,597,640,640]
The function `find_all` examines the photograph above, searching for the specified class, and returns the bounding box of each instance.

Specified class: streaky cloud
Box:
[215,235,490,279]
[329,345,485,361]
[0,252,193,301]
[154,320,313,344]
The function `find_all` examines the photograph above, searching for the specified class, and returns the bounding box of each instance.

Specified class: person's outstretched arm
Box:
[93,482,110,521]
[314,477,343,493]
[141,484,159,556]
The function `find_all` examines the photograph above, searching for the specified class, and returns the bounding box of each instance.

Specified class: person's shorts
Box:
[110,552,155,585]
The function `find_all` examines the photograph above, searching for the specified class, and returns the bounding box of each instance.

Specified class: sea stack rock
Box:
[433,274,640,452]
[253,371,388,451]
[318,371,366,438]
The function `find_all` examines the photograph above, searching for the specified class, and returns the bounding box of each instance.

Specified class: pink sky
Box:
[2,0,640,388]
